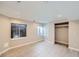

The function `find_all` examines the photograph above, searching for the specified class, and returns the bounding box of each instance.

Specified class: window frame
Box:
[11,23,27,39]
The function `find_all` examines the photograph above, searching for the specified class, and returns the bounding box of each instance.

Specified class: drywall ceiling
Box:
[0,1,79,23]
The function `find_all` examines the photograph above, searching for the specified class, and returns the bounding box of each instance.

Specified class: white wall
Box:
[0,15,43,53]
[45,23,55,44]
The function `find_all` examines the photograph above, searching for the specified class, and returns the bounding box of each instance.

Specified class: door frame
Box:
[54,22,69,47]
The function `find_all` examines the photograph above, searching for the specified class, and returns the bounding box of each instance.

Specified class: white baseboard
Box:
[68,47,79,52]
[0,40,43,55]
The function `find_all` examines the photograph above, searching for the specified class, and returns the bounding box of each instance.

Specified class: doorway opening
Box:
[55,22,69,47]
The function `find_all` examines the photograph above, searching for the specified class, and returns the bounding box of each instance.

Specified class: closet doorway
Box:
[55,22,69,47]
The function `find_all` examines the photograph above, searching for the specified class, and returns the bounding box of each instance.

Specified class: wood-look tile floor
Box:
[1,41,79,57]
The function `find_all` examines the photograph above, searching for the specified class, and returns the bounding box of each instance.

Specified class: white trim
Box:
[0,40,43,55]
[68,47,79,52]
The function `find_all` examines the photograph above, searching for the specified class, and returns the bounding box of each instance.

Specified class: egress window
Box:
[11,23,27,38]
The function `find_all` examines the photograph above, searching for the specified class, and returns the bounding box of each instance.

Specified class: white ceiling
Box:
[0,1,79,23]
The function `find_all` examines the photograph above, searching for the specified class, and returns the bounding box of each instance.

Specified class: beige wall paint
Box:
[47,20,79,51]
[1,13,79,53]
[69,21,79,51]
[0,15,43,53]
[0,15,10,52]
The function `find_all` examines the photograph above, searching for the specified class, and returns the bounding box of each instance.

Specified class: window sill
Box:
[11,37,26,40]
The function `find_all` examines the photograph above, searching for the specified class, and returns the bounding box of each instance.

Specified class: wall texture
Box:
[0,15,43,53]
